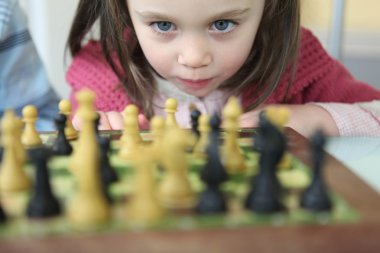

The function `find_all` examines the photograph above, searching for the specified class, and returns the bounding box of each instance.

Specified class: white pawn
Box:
[222,96,246,174]
[118,105,141,161]
[126,146,166,223]
[150,116,165,158]
[165,98,179,129]
[67,89,110,228]
[14,117,27,165]
[21,105,42,148]
[193,114,210,159]
[0,110,31,193]
[123,104,142,142]
[59,99,78,140]
[158,128,195,209]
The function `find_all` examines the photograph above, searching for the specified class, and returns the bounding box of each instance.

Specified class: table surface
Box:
[1,128,380,253]
[326,136,380,193]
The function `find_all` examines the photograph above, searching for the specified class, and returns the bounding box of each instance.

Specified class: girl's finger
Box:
[97,111,112,130]
[138,113,149,130]
[106,111,124,130]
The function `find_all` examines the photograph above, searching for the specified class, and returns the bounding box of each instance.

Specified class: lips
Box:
[177,78,213,89]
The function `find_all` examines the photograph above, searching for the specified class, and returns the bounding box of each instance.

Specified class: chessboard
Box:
[1,128,380,253]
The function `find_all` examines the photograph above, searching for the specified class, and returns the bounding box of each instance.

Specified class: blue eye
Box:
[152,21,174,32]
[211,20,235,32]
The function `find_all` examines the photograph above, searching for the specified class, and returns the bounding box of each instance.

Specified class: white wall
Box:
[302,0,380,89]
[20,0,79,99]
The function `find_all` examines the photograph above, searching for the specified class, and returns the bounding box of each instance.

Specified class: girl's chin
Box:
[177,86,214,98]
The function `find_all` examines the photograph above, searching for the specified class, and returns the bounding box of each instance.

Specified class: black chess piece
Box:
[0,204,7,223]
[190,107,202,138]
[52,114,73,156]
[300,129,332,212]
[26,147,61,218]
[245,112,285,213]
[209,113,221,132]
[0,147,3,163]
[94,113,103,144]
[99,137,118,203]
[252,111,266,152]
[196,113,228,214]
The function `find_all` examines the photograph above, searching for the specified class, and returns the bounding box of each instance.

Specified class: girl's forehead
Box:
[127,0,264,15]
[127,0,265,22]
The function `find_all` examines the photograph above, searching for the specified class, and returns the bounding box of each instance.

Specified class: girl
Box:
[66,0,380,136]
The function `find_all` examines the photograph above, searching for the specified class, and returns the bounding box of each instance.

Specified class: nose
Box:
[177,36,212,68]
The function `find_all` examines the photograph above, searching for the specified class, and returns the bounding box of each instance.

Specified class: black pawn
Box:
[252,111,266,152]
[52,114,73,156]
[26,147,61,218]
[0,205,6,223]
[196,113,228,214]
[99,137,118,203]
[190,107,202,138]
[94,113,102,144]
[300,130,332,212]
[245,113,285,213]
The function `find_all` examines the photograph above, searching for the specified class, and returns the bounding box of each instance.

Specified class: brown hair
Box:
[67,0,300,117]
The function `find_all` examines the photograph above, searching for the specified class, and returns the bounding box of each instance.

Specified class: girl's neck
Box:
[152,73,239,128]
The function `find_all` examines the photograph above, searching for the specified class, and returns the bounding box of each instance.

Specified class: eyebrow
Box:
[136,8,250,21]
[210,8,251,20]
[136,11,175,21]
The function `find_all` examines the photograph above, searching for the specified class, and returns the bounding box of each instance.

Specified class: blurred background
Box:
[19,0,380,98]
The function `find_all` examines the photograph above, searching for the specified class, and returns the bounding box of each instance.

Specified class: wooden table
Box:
[1,128,380,253]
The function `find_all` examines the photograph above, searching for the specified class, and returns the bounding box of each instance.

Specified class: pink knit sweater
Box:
[66,28,380,113]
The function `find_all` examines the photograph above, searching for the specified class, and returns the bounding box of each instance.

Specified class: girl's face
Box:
[127,0,265,97]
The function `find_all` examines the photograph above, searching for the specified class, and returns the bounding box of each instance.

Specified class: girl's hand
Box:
[239,104,339,137]
[72,111,150,130]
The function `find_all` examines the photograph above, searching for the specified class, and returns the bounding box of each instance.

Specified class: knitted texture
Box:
[66,41,129,111]
[242,29,380,108]
[66,28,380,112]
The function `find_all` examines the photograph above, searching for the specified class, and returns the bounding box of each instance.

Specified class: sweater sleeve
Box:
[314,101,380,136]
[66,41,130,112]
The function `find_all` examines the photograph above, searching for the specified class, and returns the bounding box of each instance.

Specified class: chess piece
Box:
[300,129,332,212]
[252,111,266,152]
[14,117,27,165]
[189,105,201,138]
[58,99,78,140]
[0,204,6,223]
[118,105,142,161]
[150,116,165,158]
[245,113,285,213]
[126,146,165,223]
[158,128,195,208]
[0,110,31,193]
[21,105,42,147]
[99,137,118,203]
[123,104,142,142]
[94,113,102,143]
[165,98,179,129]
[68,89,110,228]
[26,147,61,218]
[52,114,73,156]
[265,106,292,170]
[265,106,290,131]
[193,114,210,159]
[196,113,229,214]
[222,96,246,174]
